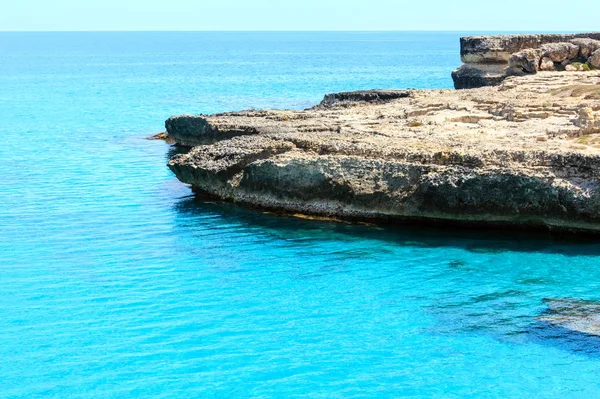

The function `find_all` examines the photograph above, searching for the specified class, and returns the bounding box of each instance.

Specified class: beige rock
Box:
[590,49,600,68]
[508,49,542,73]
[539,42,580,63]
[570,38,600,58]
[167,72,600,234]
[565,64,578,72]
[574,107,596,128]
[539,57,555,71]
[461,33,600,63]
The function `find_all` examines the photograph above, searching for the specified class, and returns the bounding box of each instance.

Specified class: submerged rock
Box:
[539,298,600,337]
[167,71,600,234]
[147,131,176,144]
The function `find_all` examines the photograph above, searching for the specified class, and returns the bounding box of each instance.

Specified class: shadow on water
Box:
[173,195,600,356]
[166,144,192,159]
[173,195,600,257]
[527,321,600,358]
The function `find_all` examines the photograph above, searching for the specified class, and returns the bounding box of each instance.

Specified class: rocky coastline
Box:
[165,34,600,235]
[452,33,600,89]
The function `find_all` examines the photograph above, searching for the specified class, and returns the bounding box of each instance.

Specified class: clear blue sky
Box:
[1,0,598,31]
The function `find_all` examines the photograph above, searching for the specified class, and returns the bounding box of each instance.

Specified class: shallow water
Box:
[1,31,600,398]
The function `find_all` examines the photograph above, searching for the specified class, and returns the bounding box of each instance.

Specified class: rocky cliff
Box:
[452,33,600,89]
[167,71,600,234]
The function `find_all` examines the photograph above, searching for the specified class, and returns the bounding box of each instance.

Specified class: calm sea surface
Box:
[1,31,600,398]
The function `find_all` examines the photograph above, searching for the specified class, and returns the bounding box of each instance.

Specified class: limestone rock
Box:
[454,33,600,88]
[539,42,580,63]
[165,114,263,147]
[320,90,411,106]
[451,63,517,90]
[539,57,555,71]
[570,38,600,58]
[461,33,600,63]
[574,107,598,129]
[590,49,600,69]
[167,72,600,234]
[509,49,542,73]
[168,136,295,196]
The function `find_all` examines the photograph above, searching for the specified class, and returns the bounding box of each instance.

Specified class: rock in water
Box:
[167,71,600,234]
[539,298,600,337]
[165,114,260,146]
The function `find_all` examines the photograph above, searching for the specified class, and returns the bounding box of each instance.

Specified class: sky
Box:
[1,0,598,32]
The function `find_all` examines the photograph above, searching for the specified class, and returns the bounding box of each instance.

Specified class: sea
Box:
[1,31,600,398]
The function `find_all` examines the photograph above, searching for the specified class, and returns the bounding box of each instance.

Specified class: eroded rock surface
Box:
[460,33,600,64]
[319,90,411,106]
[168,72,600,233]
[453,33,600,89]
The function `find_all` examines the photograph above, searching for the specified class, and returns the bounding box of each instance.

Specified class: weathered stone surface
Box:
[539,42,580,63]
[168,72,600,234]
[539,57,555,71]
[509,48,543,73]
[539,298,600,336]
[319,90,411,106]
[460,33,600,63]
[168,136,295,196]
[454,33,600,89]
[570,38,600,58]
[451,63,517,90]
[165,114,260,146]
[590,49,600,69]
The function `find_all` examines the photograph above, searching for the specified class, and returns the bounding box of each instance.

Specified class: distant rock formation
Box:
[452,33,600,89]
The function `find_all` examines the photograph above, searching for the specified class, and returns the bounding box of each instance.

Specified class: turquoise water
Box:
[1,31,600,398]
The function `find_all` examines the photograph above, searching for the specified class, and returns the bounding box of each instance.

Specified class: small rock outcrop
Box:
[319,90,411,106]
[453,33,600,89]
[450,63,519,91]
[166,114,260,146]
[167,72,600,234]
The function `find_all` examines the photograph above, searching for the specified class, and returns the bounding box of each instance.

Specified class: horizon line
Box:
[0,29,594,33]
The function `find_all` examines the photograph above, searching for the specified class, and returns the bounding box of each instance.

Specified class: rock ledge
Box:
[167,72,600,234]
[453,33,600,89]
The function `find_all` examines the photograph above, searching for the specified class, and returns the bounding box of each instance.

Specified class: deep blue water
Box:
[1,31,600,398]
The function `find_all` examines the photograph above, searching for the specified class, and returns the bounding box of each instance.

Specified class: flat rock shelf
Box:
[166,70,600,234]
